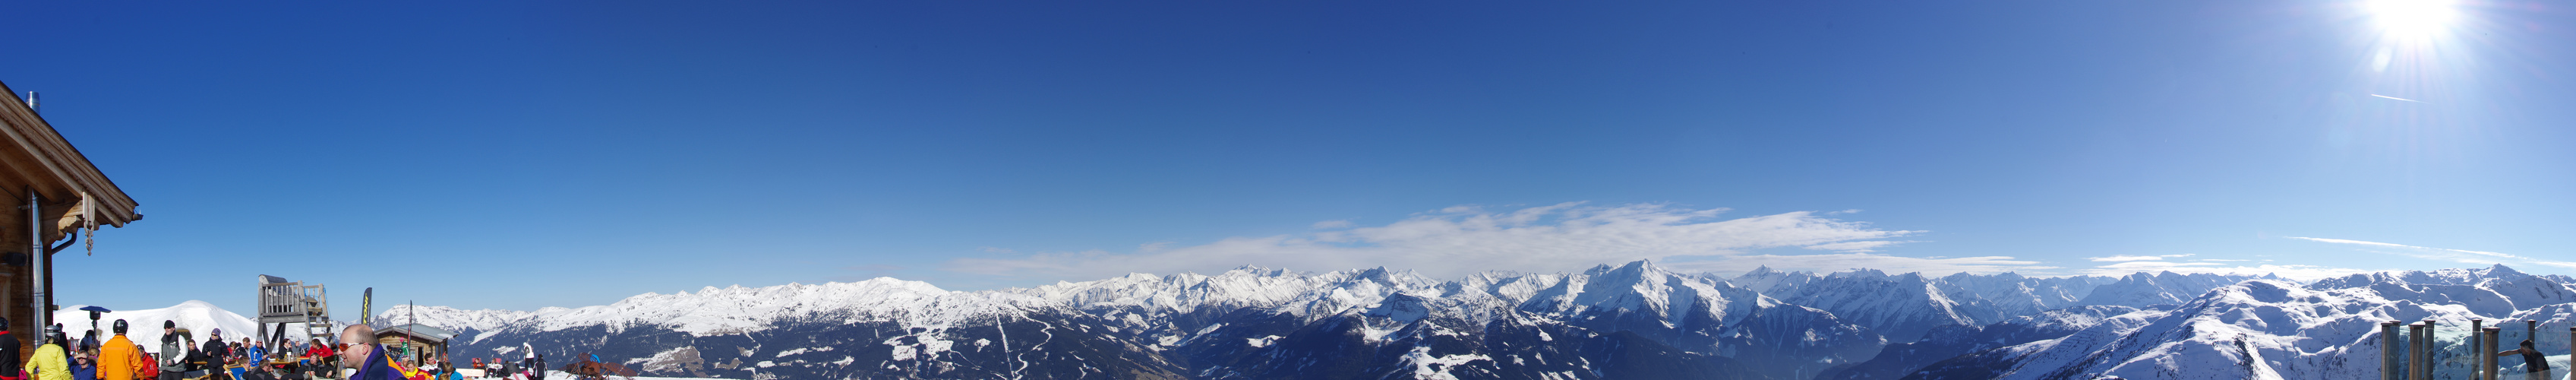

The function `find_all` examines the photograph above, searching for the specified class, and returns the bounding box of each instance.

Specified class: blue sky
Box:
[3,0,2571,314]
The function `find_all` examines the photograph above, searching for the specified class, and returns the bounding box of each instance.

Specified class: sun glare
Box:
[2369,0,2457,38]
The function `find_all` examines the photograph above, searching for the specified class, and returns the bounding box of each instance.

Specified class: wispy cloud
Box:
[1801,240,1916,253]
[1660,253,2049,276]
[2088,254,2192,262]
[2370,93,2429,103]
[2076,252,2359,280]
[945,202,1959,280]
[2286,236,2576,271]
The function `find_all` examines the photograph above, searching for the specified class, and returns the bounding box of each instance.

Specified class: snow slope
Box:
[1916,265,2576,380]
[58,300,260,356]
[377,261,2576,380]
[1738,267,2181,344]
[388,277,1055,340]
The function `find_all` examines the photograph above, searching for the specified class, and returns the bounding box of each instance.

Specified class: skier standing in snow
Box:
[99,321,140,380]
[156,322,185,380]
[200,329,229,375]
[27,325,73,380]
[49,326,72,369]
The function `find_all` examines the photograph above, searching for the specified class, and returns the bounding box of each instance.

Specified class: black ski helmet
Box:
[113,319,128,334]
[163,320,175,329]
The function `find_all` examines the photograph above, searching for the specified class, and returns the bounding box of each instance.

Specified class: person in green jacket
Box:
[26,325,72,380]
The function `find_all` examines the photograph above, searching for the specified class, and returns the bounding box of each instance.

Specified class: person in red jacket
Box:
[303,340,333,366]
[2,316,26,380]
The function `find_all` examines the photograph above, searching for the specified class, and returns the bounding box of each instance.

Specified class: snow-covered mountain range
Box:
[384,261,2575,379]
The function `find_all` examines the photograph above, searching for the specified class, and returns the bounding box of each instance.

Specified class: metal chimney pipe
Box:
[26,189,43,337]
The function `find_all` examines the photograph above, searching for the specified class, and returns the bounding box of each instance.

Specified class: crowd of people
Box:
[0,318,547,380]
[320,324,548,380]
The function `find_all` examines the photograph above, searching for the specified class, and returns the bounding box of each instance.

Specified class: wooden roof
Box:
[0,81,142,242]
[369,322,456,344]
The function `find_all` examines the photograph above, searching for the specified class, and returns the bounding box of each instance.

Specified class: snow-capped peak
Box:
[389,277,1046,337]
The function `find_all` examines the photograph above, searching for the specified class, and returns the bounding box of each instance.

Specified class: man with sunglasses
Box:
[337,325,404,380]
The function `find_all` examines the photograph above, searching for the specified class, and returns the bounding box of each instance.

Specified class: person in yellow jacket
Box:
[24,326,71,380]
[97,320,143,380]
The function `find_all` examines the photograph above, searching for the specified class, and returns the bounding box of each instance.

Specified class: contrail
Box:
[2370,93,2427,103]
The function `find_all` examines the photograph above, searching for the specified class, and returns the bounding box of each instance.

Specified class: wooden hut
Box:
[370,322,456,366]
[0,84,145,356]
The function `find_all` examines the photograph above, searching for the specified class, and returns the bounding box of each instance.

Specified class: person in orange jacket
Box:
[96,321,144,380]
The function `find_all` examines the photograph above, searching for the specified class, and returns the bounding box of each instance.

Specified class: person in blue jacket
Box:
[243,340,265,366]
[66,355,93,380]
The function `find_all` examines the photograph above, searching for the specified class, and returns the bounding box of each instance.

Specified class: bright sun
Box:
[2369,0,2457,38]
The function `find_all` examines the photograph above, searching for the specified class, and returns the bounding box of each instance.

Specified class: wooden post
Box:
[2471,319,2483,380]
[2527,319,2541,380]
[2482,327,2498,380]
[2412,323,2428,380]
[2385,321,2403,380]
[2429,320,2445,380]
